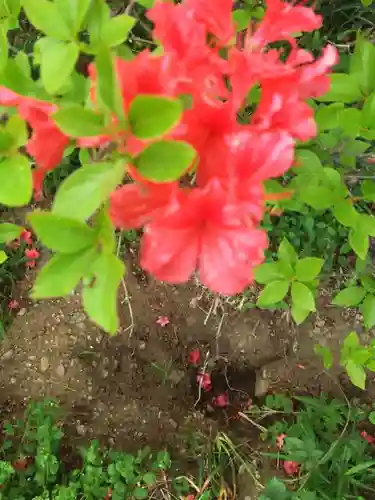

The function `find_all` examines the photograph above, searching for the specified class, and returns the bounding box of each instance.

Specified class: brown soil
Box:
[1,249,375,458]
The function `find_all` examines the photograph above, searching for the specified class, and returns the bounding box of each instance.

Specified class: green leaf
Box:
[133,488,148,499]
[257,281,289,307]
[314,344,333,369]
[137,0,155,7]
[0,155,32,207]
[53,105,105,137]
[55,0,91,33]
[345,360,366,390]
[369,411,375,424]
[94,205,116,254]
[28,212,96,253]
[277,238,297,265]
[332,200,358,227]
[135,140,196,182]
[95,46,120,116]
[40,39,79,95]
[0,21,8,73]
[332,286,366,307]
[358,214,375,237]
[316,103,344,131]
[295,257,323,282]
[291,282,315,312]
[338,108,362,138]
[254,262,283,284]
[361,276,375,294]
[101,14,135,47]
[22,0,72,40]
[0,250,7,264]
[319,74,362,103]
[142,472,156,486]
[129,95,183,140]
[345,461,375,476]
[294,149,322,171]
[362,180,375,202]
[53,161,124,221]
[349,227,369,260]
[291,304,311,325]
[32,248,98,298]
[360,294,375,329]
[350,34,375,95]
[260,478,287,500]
[362,92,375,128]
[6,115,28,148]
[0,223,22,243]
[82,253,125,334]
[232,9,251,31]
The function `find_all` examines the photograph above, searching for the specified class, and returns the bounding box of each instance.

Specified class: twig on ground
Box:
[194,350,210,407]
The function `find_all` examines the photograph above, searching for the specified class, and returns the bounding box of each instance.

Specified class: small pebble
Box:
[56,364,65,377]
[1,349,14,361]
[40,356,49,373]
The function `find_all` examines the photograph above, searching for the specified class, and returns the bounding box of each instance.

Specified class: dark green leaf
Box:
[332,286,366,307]
[22,0,72,40]
[257,281,289,307]
[360,294,375,329]
[101,14,135,47]
[0,155,32,207]
[32,248,98,298]
[53,161,124,221]
[0,223,22,243]
[28,211,97,253]
[295,257,323,282]
[82,253,125,334]
[135,140,196,182]
[129,95,183,140]
[53,105,105,137]
[291,282,315,312]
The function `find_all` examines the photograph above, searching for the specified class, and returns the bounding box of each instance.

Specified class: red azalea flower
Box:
[20,230,33,245]
[25,248,40,260]
[283,460,299,475]
[276,433,287,450]
[213,392,229,407]
[188,349,201,365]
[156,316,170,327]
[8,300,19,310]
[361,431,375,444]
[196,371,212,392]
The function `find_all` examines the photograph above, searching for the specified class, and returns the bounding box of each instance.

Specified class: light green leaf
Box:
[256,281,289,307]
[82,253,125,334]
[102,14,135,47]
[369,411,375,425]
[291,282,315,312]
[6,115,28,148]
[345,360,366,390]
[40,39,79,95]
[95,46,121,116]
[0,21,8,73]
[362,92,375,128]
[332,286,366,307]
[358,214,375,237]
[232,9,251,31]
[316,103,344,131]
[349,227,369,260]
[294,149,322,171]
[361,276,375,293]
[94,205,116,254]
[0,250,7,264]
[319,74,362,103]
[332,200,358,227]
[295,257,324,282]
[53,161,124,221]
[362,180,375,202]
[360,294,375,329]
[254,262,283,284]
[55,0,91,33]
[350,34,375,95]
[277,238,297,265]
[28,211,96,253]
[0,155,32,207]
[345,461,375,476]
[137,0,155,7]
[53,105,105,137]
[129,95,183,140]
[135,140,196,182]
[32,248,98,298]
[291,304,311,325]
[338,108,362,138]
[22,0,72,40]
[0,223,22,243]
[314,344,333,369]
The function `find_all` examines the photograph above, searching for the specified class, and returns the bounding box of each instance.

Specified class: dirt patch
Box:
[1,253,375,457]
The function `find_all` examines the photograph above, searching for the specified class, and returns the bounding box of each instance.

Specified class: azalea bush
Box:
[0,0,374,378]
